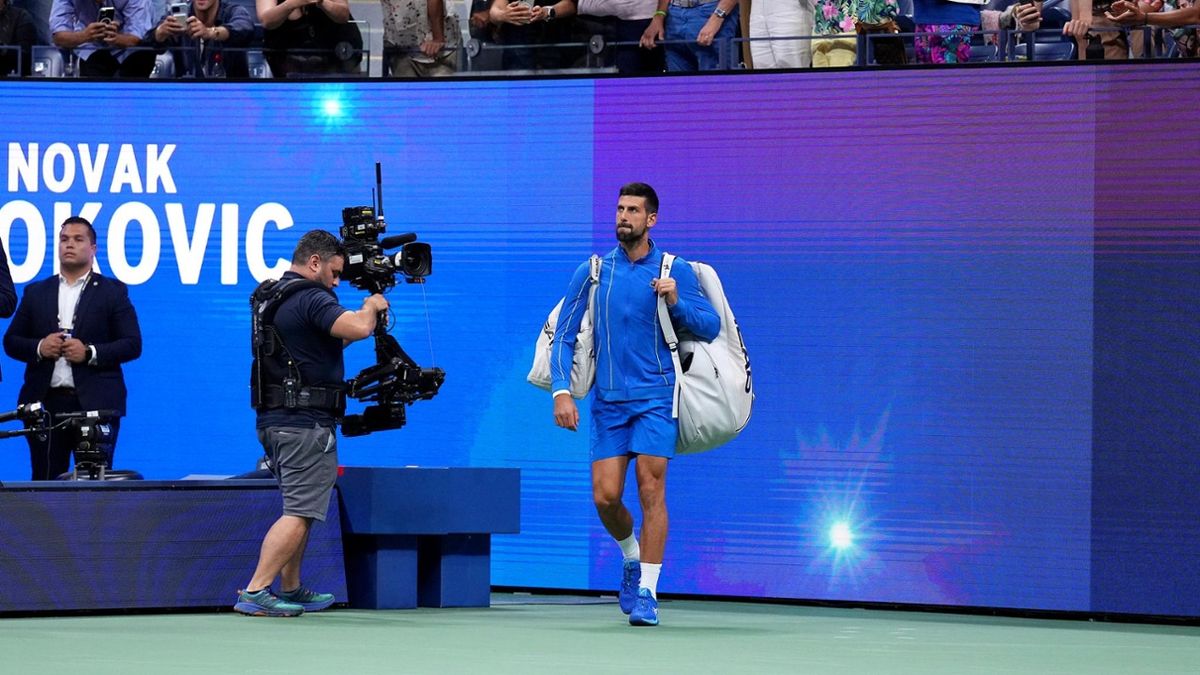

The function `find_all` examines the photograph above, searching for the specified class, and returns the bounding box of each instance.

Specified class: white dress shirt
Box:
[47,273,91,389]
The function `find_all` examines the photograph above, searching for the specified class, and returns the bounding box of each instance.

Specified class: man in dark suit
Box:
[0,235,15,335]
[3,216,142,480]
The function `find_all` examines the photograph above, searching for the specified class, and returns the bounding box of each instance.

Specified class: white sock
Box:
[640,563,661,598]
[617,533,640,563]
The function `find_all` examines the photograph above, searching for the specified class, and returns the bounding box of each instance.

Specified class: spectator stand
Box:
[7,0,1200,78]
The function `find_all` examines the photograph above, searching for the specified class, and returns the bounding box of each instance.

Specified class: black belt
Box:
[48,387,76,396]
[261,384,345,413]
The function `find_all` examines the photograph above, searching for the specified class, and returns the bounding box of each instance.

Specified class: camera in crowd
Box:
[339,206,433,295]
[98,6,115,23]
[169,2,188,22]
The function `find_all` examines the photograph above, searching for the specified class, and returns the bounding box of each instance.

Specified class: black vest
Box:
[249,277,346,413]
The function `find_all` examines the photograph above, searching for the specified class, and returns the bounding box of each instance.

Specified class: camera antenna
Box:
[375,162,384,219]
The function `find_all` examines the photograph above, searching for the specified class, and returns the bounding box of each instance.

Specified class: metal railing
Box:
[19,20,374,79]
[7,21,1199,79]
[462,23,1197,73]
[0,44,26,78]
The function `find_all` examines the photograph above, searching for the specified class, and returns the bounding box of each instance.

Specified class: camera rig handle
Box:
[341,324,445,437]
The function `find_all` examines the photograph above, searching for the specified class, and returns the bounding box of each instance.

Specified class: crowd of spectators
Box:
[0,0,1196,78]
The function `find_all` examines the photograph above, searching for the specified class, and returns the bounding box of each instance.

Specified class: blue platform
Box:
[0,480,347,613]
[0,467,520,614]
[336,467,521,609]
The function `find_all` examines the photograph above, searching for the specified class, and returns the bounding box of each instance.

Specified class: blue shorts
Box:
[590,397,676,462]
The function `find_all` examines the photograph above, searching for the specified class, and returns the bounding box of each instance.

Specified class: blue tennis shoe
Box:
[628,588,659,626]
[619,561,641,615]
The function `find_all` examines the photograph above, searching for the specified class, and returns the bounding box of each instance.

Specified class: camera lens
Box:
[397,243,432,278]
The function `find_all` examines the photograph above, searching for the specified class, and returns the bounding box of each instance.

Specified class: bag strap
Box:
[587,254,601,317]
[657,252,682,419]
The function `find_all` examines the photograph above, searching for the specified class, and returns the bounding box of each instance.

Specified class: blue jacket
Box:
[551,241,719,402]
[3,273,142,415]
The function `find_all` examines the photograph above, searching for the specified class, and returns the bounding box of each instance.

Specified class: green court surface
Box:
[1,594,1196,674]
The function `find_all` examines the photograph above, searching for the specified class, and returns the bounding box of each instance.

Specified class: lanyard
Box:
[57,272,92,332]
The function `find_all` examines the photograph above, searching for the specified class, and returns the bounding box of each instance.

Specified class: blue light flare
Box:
[830,521,854,550]
[322,97,343,118]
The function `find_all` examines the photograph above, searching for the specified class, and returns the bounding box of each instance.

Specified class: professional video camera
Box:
[0,403,46,487]
[340,205,433,295]
[53,410,118,480]
[0,402,47,440]
[340,164,444,437]
[0,401,45,428]
[0,405,121,481]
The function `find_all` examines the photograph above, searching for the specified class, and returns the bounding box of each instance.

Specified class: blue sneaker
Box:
[629,588,659,626]
[278,585,336,612]
[618,561,641,615]
[234,589,304,617]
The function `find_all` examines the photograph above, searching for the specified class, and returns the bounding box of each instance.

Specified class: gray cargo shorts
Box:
[258,424,338,521]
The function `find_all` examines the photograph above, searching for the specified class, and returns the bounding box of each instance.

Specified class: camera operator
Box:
[236,229,388,617]
[2,216,143,481]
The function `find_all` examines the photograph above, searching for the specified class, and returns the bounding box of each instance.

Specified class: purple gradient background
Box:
[578,65,1192,613]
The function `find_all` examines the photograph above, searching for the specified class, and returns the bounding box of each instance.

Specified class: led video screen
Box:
[0,64,1196,616]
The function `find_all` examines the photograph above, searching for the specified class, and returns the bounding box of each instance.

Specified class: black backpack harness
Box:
[250,277,346,415]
